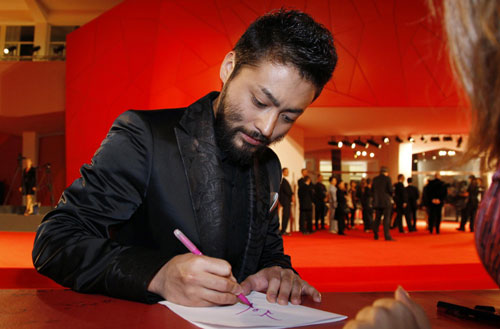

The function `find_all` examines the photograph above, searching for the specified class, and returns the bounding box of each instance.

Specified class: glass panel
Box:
[50,26,78,42]
[20,26,34,42]
[5,26,21,41]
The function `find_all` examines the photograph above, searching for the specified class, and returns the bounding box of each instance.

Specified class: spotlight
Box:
[354,138,367,148]
[54,45,65,54]
[338,141,343,148]
[341,139,351,147]
[351,143,356,149]
[31,45,40,55]
[367,139,381,149]
[395,136,403,143]
[356,150,361,156]
[457,136,463,148]
[383,137,390,144]
[361,151,367,156]
[369,152,375,158]
[448,150,456,156]
[3,46,16,55]
[438,150,447,156]
[443,136,453,141]
[408,136,415,143]
[430,136,440,142]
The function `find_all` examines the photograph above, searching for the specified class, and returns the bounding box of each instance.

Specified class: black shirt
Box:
[222,156,250,279]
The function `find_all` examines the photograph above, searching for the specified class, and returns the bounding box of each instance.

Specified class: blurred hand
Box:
[147,253,242,306]
[344,286,431,329]
[241,266,321,305]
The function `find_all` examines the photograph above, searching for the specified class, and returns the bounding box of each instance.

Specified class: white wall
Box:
[271,125,305,232]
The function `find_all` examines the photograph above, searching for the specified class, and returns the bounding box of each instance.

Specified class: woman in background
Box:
[346,0,500,327]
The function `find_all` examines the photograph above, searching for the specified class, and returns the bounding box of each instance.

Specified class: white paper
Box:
[159,291,347,329]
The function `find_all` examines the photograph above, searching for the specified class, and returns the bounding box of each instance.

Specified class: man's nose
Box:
[255,110,278,139]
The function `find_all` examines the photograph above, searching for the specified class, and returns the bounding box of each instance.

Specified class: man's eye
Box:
[281,114,295,123]
[252,96,267,108]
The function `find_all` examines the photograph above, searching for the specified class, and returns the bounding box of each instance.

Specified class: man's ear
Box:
[220,51,236,84]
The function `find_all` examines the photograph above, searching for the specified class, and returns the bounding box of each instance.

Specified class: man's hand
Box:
[240,266,321,305]
[147,253,243,306]
[344,286,431,329]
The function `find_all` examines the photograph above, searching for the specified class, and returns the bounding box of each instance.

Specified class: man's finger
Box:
[265,270,282,303]
[276,270,294,305]
[300,280,321,303]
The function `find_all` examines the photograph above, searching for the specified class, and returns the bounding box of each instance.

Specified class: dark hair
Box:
[233,9,337,99]
[407,177,413,184]
[329,175,336,183]
[397,174,404,180]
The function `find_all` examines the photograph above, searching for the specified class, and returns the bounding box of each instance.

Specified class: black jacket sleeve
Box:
[32,111,167,303]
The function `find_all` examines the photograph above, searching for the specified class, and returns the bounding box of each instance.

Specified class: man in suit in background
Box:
[423,172,447,234]
[279,167,293,235]
[372,166,395,241]
[313,174,327,230]
[458,174,479,232]
[406,177,419,232]
[393,174,409,233]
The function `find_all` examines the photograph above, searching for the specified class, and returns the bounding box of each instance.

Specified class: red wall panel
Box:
[65,0,461,184]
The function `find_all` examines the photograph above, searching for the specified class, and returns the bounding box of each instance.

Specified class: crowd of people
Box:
[278,167,483,240]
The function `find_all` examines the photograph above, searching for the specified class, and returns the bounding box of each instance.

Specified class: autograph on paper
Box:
[236,305,281,321]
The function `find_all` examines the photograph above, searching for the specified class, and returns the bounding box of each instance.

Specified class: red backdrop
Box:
[66,0,461,184]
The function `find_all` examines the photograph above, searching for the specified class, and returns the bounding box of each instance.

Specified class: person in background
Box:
[298,175,314,234]
[19,158,36,216]
[335,179,347,235]
[328,176,338,233]
[405,177,419,232]
[372,167,394,241]
[360,178,373,233]
[347,180,358,228]
[423,173,447,234]
[458,175,478,232]
[346,0,500,326]
[313,174,327,230]
[279,167,293,236]
[393,174,409,233]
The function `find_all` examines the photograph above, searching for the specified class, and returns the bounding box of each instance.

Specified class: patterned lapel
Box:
[174,92,226,258]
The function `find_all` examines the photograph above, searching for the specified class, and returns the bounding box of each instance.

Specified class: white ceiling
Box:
[0,0,123,25]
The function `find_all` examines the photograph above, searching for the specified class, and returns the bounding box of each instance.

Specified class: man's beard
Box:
[214,89,284,166]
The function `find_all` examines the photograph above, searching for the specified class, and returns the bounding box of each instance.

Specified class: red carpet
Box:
[0,220,497,292]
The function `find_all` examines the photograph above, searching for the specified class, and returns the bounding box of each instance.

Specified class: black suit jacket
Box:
[372,174,393,209]
[32,92,292,303]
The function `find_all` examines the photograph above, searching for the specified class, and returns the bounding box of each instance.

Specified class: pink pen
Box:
[173,229,253,307]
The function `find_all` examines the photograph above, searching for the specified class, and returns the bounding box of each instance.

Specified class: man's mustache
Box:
[240,128,271,145]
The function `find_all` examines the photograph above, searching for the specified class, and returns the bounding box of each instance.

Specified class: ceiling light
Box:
[383,137,390,144]
[338,141,343,148]
[356,150,361,156]
[351,143,356,149]
[361,151,367,156]
[369,152,375,158]
[408,136,415,143]
[439,150,447,156]
[448,150,456,156]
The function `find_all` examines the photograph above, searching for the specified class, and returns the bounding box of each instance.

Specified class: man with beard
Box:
[32,10,337,307]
